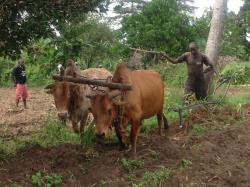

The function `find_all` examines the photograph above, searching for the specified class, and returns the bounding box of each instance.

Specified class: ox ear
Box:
[108,90,122,99]
[59,67,65,76]
[44,83,55,94]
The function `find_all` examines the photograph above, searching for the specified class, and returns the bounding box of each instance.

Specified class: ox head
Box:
[45,82,70,121]
[88,90,124,139]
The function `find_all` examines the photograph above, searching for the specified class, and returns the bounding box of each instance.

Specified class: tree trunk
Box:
[205,0,228,94]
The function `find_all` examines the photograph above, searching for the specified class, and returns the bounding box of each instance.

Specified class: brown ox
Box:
[89,63,168,157]
[46,60,112,134]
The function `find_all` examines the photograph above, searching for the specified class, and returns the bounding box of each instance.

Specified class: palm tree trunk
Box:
[205,0,228,94]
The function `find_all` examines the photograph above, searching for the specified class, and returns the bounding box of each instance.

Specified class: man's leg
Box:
[16,99,19,107]
[23,99,27,109]
[184,77,195,105]
[195,79,207,100]
[15,84,20,107]
[22,84,28,109]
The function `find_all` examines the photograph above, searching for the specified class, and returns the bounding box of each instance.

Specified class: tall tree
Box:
[121,0,196,57]
[113,0,147,16]
[238,0,250,55]
[0,0,105,57]
[221,11,249,59]
[205,0,228,93]
[53,19,114,68]
[177,0,195,14]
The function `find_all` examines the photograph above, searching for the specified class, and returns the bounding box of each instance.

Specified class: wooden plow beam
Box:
[52,75,133,91]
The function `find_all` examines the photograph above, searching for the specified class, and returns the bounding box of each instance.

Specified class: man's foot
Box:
[23,99,27,109]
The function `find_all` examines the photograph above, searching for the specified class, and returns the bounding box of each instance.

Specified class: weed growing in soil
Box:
[31,171,62,187]
[148,150,158,159]
[99,179,112,186]
[121,158,144,172]
[192,124,207,135]
[132,166,172,187]
[181,159,192,168]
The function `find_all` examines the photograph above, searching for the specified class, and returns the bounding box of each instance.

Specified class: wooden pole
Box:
[52,75,133,90]
[129,47,161,54]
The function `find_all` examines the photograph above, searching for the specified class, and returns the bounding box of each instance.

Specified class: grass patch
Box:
[142,117,157,133]
[181,159,192,168]
[31,116,80,147]
[192,124,207,136]
[121,158,144,172]
[222,94,250,107]
[80,124,95,145]
[0,115,80,160]
[164,88,189,120]
[31,171,62,187]
[132,166,172,187]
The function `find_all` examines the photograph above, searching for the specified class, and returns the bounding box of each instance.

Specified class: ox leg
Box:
[114,119,127,150]
[130,120,142,158]
[80,114,88,135]
[72,121,79,134]
[157,113,163,136]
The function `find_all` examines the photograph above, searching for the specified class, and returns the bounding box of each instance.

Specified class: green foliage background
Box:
[0,0,249,87]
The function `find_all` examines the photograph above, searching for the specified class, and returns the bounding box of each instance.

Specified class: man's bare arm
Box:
[160,52,186,64]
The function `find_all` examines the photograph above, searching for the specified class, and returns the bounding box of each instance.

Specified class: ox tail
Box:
[163,113,169,129]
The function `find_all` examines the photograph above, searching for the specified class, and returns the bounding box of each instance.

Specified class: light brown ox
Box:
[88,63,168,156]
[46,60,112,134]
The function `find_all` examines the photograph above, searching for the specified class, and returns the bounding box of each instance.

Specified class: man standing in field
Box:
[160,42,214,100]
[12,59,28,109]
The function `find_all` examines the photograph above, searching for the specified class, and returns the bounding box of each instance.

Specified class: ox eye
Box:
[108,109,112,115]
[88,107,92,112]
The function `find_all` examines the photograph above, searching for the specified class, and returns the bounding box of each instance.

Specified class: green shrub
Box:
[154,63,187,87]
[221,62,250,85]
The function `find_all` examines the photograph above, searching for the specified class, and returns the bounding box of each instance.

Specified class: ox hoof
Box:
[164,123,170,129]
[119,143,129,151]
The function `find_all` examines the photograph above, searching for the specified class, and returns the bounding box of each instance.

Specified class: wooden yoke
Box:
[52,75,133,91]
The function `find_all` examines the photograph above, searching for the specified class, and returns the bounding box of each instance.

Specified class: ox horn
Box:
[108,90,122,99]
[86,95,94,99]
[44,83,55,94]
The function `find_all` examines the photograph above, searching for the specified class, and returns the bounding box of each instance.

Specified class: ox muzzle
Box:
[95,132,105,139]
[57,112,68,121]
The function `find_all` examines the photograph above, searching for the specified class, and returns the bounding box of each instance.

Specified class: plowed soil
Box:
[0,87,55,140]
[0,88,250,187]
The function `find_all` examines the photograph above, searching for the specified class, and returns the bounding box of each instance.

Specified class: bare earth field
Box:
[0,87,55,139]
[0,87,250,187]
